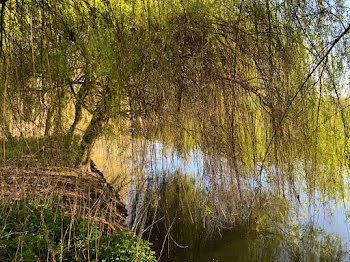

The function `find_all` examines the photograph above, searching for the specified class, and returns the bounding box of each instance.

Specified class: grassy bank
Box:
[0,135,81,167]
[0,198,156,261]
[0,136,156,261]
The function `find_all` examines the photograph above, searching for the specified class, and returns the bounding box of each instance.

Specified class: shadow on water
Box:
[93,139,350,261]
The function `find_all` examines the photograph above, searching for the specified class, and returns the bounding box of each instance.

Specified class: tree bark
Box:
[66,103,82,144]
[75,101,109,167]
[66,80,89,146]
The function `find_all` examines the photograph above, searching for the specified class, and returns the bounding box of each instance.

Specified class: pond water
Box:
[93,139,350,261]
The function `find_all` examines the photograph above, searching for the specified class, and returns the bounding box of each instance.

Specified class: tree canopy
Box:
[0,0,349,183]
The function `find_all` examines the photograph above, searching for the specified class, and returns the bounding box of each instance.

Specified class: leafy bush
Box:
[0,198,156,261]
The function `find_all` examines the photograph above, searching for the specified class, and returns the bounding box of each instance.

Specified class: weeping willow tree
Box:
[128,0,350,205]
[0,0,141,165]
[121,0,350,241]
[0,0,350,224]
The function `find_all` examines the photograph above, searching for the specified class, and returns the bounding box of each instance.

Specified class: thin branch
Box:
[258,23,350,182]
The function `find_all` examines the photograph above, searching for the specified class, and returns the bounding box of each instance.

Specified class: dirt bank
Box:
[0,166,127,234]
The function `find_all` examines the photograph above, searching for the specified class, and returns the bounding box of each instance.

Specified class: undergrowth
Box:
[0,198,156,262]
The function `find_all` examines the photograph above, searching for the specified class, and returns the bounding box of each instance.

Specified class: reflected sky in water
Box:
[93,140,350,261]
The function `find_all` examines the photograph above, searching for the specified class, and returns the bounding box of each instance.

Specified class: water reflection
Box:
[190,225,347,262]
[92,139,350,261]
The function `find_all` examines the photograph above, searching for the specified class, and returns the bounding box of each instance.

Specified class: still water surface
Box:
[93,140,350,261]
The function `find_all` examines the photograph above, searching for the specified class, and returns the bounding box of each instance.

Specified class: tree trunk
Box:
[44,107,53,136]
[66,81,89,146]
[65,100,82,146]
[75,105,108,167]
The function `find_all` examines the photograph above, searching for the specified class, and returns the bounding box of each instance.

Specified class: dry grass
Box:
[0,166,127,234]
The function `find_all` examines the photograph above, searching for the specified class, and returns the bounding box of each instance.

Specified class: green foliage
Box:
[0,198,156,262]
[1,0,349,171]
[0,135,81,167]
[1,0,350,259]
[97,231,155,262]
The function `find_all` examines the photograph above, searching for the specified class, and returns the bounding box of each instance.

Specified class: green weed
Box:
[0,198,156,262]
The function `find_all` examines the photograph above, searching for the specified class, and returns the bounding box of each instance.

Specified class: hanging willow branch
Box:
[0,0,7,57]
[258,23,350,182]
